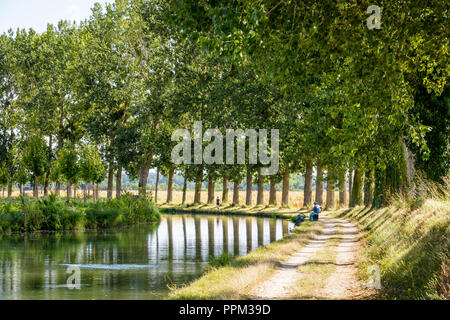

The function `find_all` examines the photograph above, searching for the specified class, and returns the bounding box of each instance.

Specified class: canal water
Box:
[0,214,293,299]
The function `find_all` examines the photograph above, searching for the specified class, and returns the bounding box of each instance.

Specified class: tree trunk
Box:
[326,172,335,209]
[67,182,72,201]
[303,160,313,207]
[94,183,99,202]
[348,169,353,206]
[83,183,87,203]
[207,178,215,204]
[281,169,289,207]
[106,158,114,200]
[232,180,240,205]
[257,172,264,205]
[182,174,188,204]
[315,163,324,205]
[246,170,253,206]
[339,176,347,208]
[351,167,363,207]
[19,183,24,197]
[116,165,122,199]
[222,177,229,203]
[55,136,63,197]
[155,168,160,203]
[55,181,61,197]
[194,166,203,204]
[269,178,277,205]
[167,168,174,203]
[44,135,52,197]
[337,169,347,208]
[403,139,416,197]
[44,172,50,197]
[138,164,150,197]
[364,168,375,207]
[7,181,12,198]
[33,176,38,199]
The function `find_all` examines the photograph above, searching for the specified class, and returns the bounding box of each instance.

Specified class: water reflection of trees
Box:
[0,215,292,299]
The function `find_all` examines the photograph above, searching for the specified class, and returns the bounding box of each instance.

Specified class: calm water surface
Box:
[0,214,293,299]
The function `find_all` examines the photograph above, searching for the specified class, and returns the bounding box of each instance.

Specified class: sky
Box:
[0,0,114,34]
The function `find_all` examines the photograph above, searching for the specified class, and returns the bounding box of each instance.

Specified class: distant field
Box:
[7,189,349,208]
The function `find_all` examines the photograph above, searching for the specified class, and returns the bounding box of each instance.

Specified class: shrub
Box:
[208,253,234,268]
[0,193,160,234]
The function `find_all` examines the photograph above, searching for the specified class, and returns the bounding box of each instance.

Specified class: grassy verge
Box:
[160,203,307,220]
[0,193,160,234]
[169,220,323,299]
[331,196,449,299]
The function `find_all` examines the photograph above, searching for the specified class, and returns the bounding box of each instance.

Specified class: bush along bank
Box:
[0,194,160,233]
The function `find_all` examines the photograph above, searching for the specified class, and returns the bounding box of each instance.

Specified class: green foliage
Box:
[56,145,80,185]
[85,193,160,228]
[23,135,47,179]
[0,194,160,234]
[79,144,107,184]
[407,85,449,183]
[208,252,233,268]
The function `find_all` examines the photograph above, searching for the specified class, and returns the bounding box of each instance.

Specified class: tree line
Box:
[0,0,448,208]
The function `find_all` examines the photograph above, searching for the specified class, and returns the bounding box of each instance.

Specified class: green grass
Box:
[331,196,449,299]
[169,220,323,300]
[0,193,160,234]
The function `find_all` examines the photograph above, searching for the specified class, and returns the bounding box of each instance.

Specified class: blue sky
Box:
[0,0,114,34]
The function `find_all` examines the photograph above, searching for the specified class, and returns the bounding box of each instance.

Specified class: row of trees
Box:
[0,0,448,208]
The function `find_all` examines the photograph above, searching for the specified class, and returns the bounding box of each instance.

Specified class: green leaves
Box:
[23,136,47,179]
[55,145,80,185]
[80,144,107,184]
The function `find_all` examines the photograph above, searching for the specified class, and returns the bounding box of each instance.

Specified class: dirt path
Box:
[320,218,375,299]
[251,217,336,299]
[251,215,373,300]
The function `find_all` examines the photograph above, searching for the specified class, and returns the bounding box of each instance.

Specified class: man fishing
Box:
[310,201,322,221]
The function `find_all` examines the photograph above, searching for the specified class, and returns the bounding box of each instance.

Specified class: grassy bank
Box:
[332,195,449,299]
[0,194,160,234]
[169,220,323,299]
[160,203,305,219]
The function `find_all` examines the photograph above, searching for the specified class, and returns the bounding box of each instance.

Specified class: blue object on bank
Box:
[295,214,306,226]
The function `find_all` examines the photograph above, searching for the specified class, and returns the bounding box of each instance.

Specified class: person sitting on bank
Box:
[310,201,322,221]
